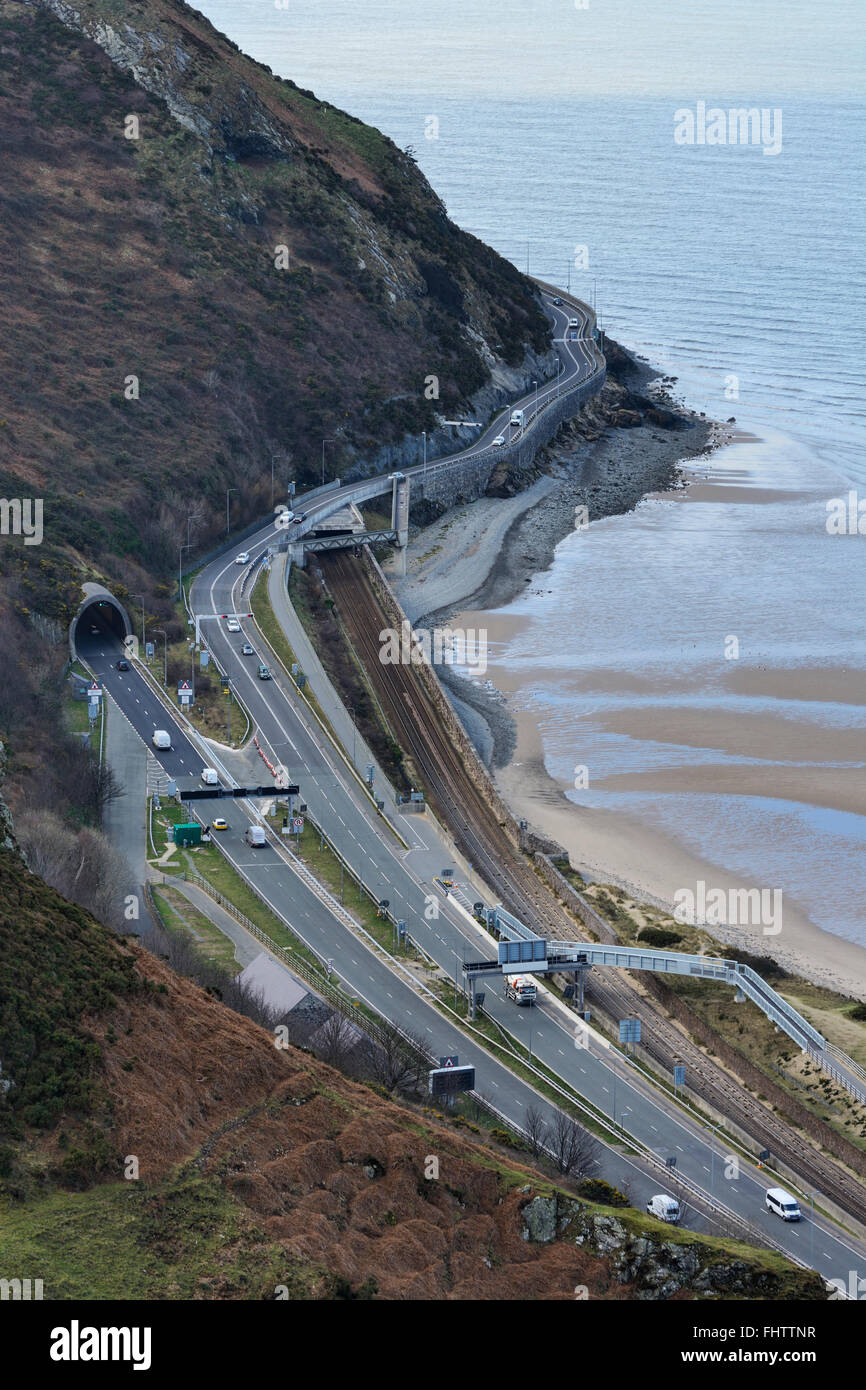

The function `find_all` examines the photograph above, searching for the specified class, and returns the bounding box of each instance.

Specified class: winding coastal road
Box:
[77,289,866,1283]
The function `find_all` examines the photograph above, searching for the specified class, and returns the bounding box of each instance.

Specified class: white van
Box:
[766,1187,802,1221]
[245,825,266,848]
[152,730,171,750]
[646,1193,680,1223]
[201,767,219,785]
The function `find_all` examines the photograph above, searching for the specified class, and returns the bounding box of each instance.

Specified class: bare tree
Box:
[550,1110,600,1179]
[314,1010,359,1073]
[523,1105,549,1159]
[16,811,135,932]
[365,1021,428,1095]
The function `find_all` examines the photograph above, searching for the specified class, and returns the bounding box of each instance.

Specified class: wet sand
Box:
[496,713,866,997]
[391,411,866,999]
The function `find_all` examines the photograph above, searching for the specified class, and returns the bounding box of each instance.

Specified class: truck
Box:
[509,409,525,429]
[505,974,537,1006]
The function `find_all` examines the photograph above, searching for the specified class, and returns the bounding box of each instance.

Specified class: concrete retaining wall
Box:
[418,363,606,512]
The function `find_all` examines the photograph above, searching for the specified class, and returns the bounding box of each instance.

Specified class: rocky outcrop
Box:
[520,1194,827,1301]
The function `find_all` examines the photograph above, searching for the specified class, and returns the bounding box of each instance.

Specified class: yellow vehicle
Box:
[211,817,229,831]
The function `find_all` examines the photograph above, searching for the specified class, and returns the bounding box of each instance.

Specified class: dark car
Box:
[116,658,130,671]
[292,512,307,525]
[552,296,563,305]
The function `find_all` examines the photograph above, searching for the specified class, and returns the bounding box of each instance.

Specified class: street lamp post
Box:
[153,629,168,686]
[225,487,238,535]
[422,430,427,480]
[129,592,146,650]
[178,543,191,605]
[532,379,538,423]
[709,1123,719,1202]
[348,704,357,768]
[806,1192,816,1268]
[321,437,335,487]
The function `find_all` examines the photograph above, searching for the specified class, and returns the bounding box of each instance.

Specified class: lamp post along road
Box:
[178,543,191,604]
[322,438,335,487]
[225,487,238,536]
[129,592,146,649]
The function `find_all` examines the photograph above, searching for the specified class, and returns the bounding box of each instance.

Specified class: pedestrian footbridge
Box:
[463,905,866,1104]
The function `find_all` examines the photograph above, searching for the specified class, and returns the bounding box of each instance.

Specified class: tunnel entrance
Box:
[69,586,132,660]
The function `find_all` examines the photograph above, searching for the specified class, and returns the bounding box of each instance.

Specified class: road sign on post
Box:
[619,1018,641,1046]
[428,1064,475,1098]
[674,1065,686,1089]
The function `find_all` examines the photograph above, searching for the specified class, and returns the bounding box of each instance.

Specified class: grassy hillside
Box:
[0,841,826,1300]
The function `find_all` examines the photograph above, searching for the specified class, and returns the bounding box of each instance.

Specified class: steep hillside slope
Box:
[0,0,550,618]
[0,839,826,1300]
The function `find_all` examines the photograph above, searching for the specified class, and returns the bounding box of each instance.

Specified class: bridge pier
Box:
[391,473,410,576]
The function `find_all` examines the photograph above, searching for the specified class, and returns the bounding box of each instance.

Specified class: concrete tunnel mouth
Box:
[69,584,132,660]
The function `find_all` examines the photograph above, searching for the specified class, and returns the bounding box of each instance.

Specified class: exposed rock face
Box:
[36,0,289,155]
[520,1197,827,1302]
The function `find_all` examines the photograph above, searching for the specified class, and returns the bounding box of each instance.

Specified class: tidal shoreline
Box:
[388,364,866,1000]
[395,363,724,768]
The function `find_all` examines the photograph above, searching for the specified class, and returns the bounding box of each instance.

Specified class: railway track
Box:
[322,550,866,1227]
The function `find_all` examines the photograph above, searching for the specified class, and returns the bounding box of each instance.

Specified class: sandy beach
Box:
[390,398,866,1001]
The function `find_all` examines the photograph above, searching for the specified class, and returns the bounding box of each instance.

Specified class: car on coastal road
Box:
[116,658,130,671]
[241,642,254,656]
[569,317,580,329]
[152,730,172,750]
[235,551,250,565]
[212,817,229,831]
[492,434,505,446]
[257,664,272,680]
[226,618,240,632]
[552,296,563,305]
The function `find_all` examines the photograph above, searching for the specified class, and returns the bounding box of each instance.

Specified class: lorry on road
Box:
[505,974,537,1005]
[509,409,525,429]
